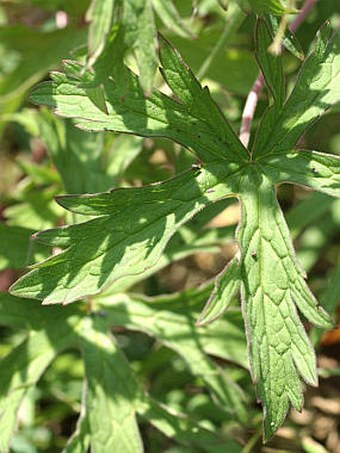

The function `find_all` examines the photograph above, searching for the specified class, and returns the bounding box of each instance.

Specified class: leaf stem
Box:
[197,3,244,80]
[239,0,319,148]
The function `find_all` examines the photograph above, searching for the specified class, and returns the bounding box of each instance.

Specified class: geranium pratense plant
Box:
[10,10,340,444]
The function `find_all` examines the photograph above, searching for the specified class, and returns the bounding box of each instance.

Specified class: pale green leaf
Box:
[78,316,143,452]
[237,170,332,441]
[29,55,245,163]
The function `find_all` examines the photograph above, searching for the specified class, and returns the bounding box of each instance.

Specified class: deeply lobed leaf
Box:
[9,23,340,442]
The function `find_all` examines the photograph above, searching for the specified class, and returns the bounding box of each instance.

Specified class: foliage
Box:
[0,0,339,451]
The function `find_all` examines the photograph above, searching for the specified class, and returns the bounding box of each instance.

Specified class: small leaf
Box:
[196,257,240,326]
[265,13,304,59]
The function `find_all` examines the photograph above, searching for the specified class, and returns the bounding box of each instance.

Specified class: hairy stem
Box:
[239,0,319,148]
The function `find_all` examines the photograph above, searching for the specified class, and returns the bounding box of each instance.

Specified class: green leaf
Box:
[265,14,304,60]
[123,0,158,95]
[28,53,246,163]
[158,35,248,161]
[0,25,85,100]
[98,291,247,419]
[86,0,116,67]
[78,316,143,452]
[255,20,285,106]
[10,165,241,304]
[246,0,293,15]
[0,225,34,270]
[0,296,78,451]
[151,0,193,39]
[254,22,340,157]
[266,149,340,198]
[196,257,241,326]
[138,396,242,452]
[14,25,339,441]
[237,170,332,441]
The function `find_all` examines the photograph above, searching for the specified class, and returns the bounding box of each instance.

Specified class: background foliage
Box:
[0,0,339,451]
